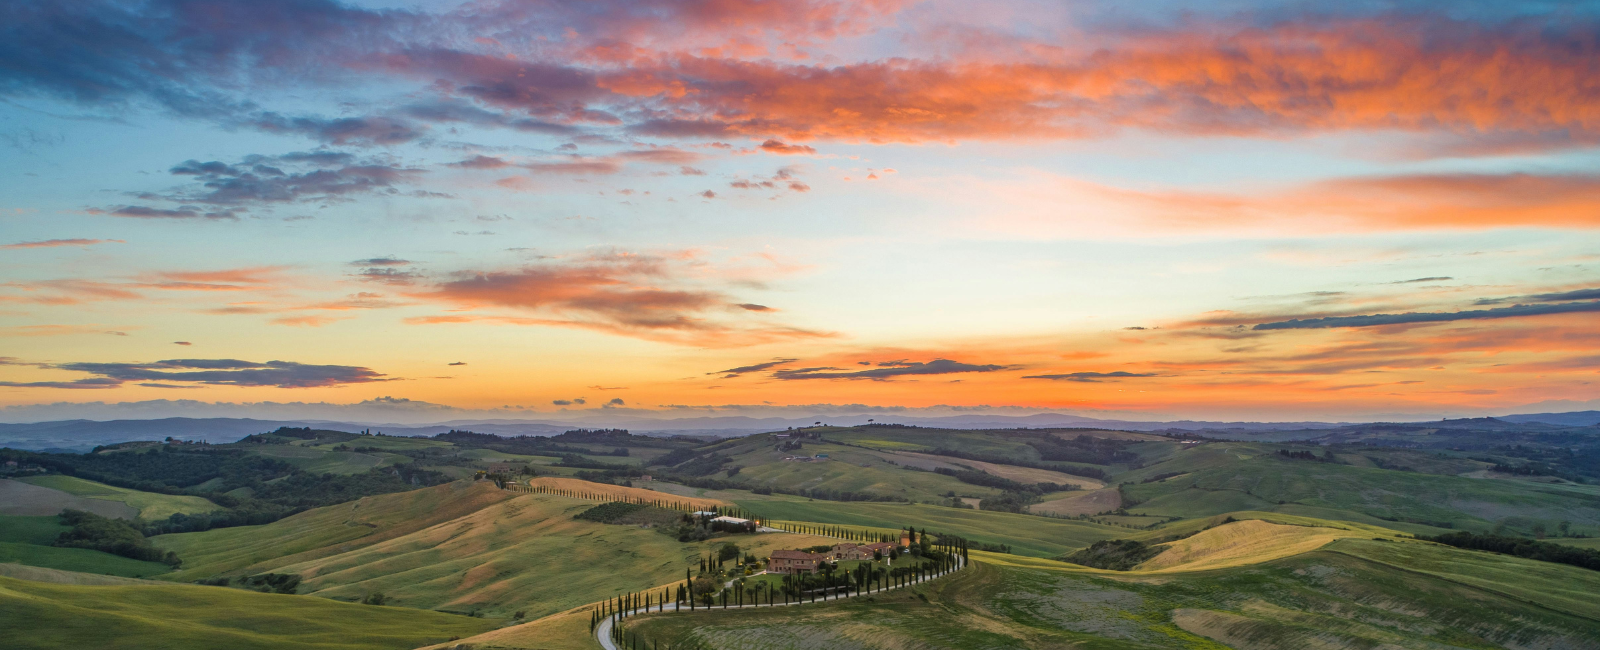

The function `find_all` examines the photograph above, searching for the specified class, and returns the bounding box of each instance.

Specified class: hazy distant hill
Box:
[0,413,1354,452]
[1503,410,1600,427]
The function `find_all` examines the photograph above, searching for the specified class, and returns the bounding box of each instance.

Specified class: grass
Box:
[724,440,1002,502]
[0,543,173,578]
[17,475,220,520]
[1119,444,1600,531]
[308,436,451,451]
[0,575,496,650]
[1028,488,1121,517]
[267,494,832,619]
[243,446,388,475]
[417,607,595,650]
[1128,488,1273,518]
[156,479,832,620]
[736,495,1126,557]
[0,514,174,577]
[613,535,1600,650]
[154,481,520,581]
[0,515,68,544]
[1135,519,1364,572]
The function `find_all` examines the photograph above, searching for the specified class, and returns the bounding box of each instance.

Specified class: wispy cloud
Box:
[772,359,1009,380]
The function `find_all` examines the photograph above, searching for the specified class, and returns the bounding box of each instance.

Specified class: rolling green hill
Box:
[736,495,1126,557]
[0,514,176,578]
[156,480,836,620]
[607,536,1600,650]
[0,574,495,650]
[17,475,221,520]
[1119,442,1600,534]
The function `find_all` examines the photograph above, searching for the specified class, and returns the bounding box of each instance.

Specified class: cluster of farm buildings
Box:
[767,540,901,575]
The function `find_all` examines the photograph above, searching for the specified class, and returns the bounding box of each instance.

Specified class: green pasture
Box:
[17,475,221,520]
[738,496,1125,557]
[0,575,497,650]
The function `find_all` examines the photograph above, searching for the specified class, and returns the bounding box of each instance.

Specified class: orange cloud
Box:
[569,18,1600,146]
[406,253,831,346]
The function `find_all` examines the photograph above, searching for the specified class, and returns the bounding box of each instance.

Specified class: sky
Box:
[4,0,1600,423]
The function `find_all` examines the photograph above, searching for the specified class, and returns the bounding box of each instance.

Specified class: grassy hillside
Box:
[736,495,1126,557]
[1120,442,1600,533]
[244,445,393,475]
[153,481,519,580]
[1135,519,1363,572]
[0,575,496,650]
[157,480,832,620]
[268,493,832,619]
[613,537,1600,650]
[0,514,175,577]
[418,607,596,650]
[0,478,137,519]
[706,437,1001,502]
[17,475,221,519]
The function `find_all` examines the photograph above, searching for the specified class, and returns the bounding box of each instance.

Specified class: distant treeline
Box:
[1425,532,1600,572]
[931,467,1074,494]
[1278,449,1338,462]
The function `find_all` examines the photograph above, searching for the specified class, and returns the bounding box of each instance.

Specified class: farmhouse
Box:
[832,542,896,561]
[768,549,824,574]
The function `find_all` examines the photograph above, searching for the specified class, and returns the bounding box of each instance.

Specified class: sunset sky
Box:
[4,0,1600,422]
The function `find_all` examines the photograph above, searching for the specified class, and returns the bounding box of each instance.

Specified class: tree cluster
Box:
[1425,532,1600,571]
[53,509,180,567]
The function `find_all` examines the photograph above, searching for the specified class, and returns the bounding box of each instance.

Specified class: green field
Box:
[0,542,174,578]
[244,445,392,475]
[155,481,838,619]
[1119,443,1600,532]
[739,445,999,501]
[16,475,221,520]
[736,496,1126,557]
[0,515,69,544]
[611,537,1600,650]
[0,574,496,650]
[0,514,176,577]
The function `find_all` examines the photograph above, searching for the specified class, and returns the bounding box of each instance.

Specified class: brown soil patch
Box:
[0,479,136,519]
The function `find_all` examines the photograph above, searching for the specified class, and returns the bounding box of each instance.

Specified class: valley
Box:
[2,418,1599,649]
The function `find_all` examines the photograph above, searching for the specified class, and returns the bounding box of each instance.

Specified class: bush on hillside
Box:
[54,509,180,567]
[574,501,648,523]
[1059,539,1164,571]
[241,573,302,594]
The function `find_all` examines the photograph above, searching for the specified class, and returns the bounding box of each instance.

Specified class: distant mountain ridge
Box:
[3,410,1594,452]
